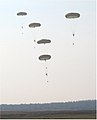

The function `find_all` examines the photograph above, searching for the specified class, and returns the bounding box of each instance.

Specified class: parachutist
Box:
[46,73,48,76]
[73,33,75,37]
[39,55,51,78]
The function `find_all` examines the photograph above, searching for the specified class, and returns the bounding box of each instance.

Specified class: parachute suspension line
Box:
[34,26,41,48]
[69,21,75,45]
[71,19,77,45]
[72,37,75,45]
[21,23,24,36]
[72,32,75,45]
[67,20,75,45]
[33,41,36,48]
[45,61,49,83]
[33,28,37,49]
[45,67,48,77]
[30,28,36,49]
[42,60,48,83]
[19,23,24,40]
[45,60,48,77]
[33,40,36,49]
[39,55,51,83]
[31,29,35,49]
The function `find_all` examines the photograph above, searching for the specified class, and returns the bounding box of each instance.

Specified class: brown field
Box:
[0,110,96,119]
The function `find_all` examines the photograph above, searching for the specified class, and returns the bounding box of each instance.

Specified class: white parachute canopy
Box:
[39,54,51,61]
[29,23,41,28]
[17,12,27,16]
[65,12,80,19]
[37,39,51,44]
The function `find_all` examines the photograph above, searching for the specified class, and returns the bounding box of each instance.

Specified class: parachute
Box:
[65,12,80,45]
[29,23,41,28]
[37,39,51,44]
[17,12,27,16]
[39,54,51,61]
[65,12,80,19]
[39,54,51,78]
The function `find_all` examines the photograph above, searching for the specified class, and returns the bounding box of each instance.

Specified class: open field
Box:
[0,110,96,119]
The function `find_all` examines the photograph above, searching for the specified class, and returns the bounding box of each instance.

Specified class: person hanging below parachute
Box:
[39,54,51,78]
[17,12,27,29]
[65,12,80,45]
[29,22,41,48]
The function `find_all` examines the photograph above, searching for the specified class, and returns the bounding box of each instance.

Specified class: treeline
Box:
[0,100,96,111]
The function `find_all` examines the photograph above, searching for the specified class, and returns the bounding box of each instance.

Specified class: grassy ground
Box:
[0,110,96,119]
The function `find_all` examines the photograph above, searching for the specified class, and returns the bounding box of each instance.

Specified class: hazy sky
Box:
[0,0,96,104]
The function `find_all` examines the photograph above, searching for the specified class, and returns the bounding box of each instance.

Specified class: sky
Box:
[0,0,96,104]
